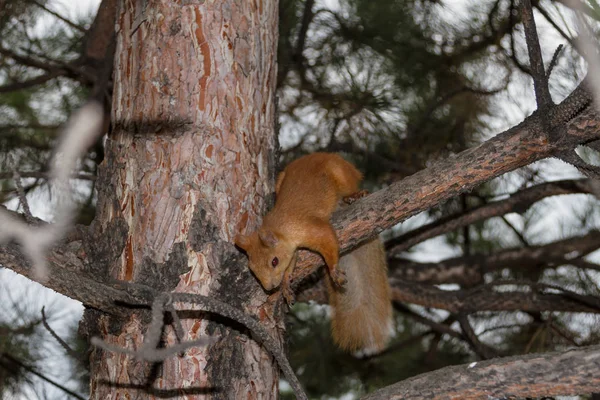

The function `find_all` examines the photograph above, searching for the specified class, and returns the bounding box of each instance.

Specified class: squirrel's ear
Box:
[258,229,278,247]
[235,234,251,251]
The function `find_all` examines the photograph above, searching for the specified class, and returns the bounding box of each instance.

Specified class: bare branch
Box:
[393,303,463,340]
[536,5,574,45]
[386,178,597,254]
[41,307,80,360]
[0,70,65,93]
[557,149,600,179]
[521,0,554,107]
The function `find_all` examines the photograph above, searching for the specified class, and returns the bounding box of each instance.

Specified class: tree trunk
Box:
[86,0,280,398]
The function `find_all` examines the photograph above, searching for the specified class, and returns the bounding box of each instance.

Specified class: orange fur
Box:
[327,238,391,354]
[235,152,392,353]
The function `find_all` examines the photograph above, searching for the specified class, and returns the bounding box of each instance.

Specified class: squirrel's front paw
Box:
[281,280,296,306]
[343,190,370,205]
[330,265,347,287]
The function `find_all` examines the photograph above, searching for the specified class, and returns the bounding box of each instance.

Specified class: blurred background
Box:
[1,0,599,399]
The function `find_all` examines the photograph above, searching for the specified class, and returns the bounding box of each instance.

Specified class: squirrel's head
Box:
[235,228,296,291]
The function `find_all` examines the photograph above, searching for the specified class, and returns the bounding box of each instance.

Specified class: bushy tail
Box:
[327,238,392,355]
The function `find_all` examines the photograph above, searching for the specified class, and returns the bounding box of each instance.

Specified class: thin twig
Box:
[535,5,574,46]
[457,314,498,360]
[41,307,81,360]
[28,0,86,32]
[13,170,35,224]
[557,149,600,179]
[164,300,185,346]
[521,0,554,107]
[547,44,565,79]
[0,352,86,400]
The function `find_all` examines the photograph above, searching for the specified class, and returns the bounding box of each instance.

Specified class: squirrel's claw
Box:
[281,279,296,306]
[330,265,347,287]
[343,190,370,205]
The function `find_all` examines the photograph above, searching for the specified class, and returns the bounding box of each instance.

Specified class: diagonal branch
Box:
[557,147,600,179]
[0,47,62,72]
[393,303,463,340]
[2,82,599,317]
[457,314,498,360]
[0,352,86,400]
[553,0,599,19]
[386,178,598,254]
[28,0,86,33]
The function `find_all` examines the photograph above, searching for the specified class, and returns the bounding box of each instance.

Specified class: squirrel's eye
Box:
[271,257,279,267]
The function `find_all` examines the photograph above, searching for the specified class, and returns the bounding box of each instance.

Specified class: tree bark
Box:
[86,0,279,398]
[362,345,600,400]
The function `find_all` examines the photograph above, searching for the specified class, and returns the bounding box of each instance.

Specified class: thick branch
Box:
[0,240,153,317]
[290,82,596,286]
[362,344,600,399]
[389,230,600,285]
[386,178,597,254]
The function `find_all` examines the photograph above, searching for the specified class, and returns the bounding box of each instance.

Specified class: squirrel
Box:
[235,152,392,354]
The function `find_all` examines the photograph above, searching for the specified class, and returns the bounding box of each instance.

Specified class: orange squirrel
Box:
[235,153,392,354]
